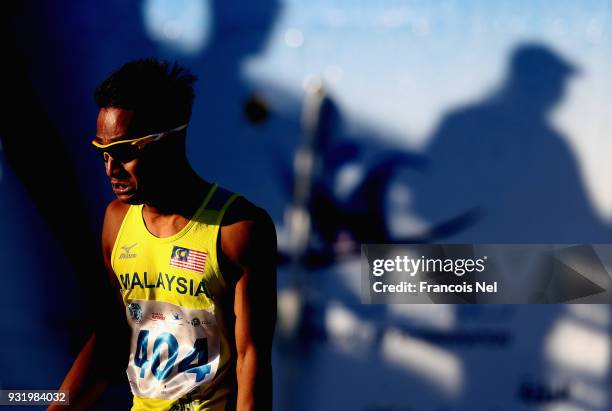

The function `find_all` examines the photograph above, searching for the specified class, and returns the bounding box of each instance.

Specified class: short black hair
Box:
[94,58,197,130]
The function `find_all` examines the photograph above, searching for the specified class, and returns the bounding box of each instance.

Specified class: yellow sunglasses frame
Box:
[91,124,187,161]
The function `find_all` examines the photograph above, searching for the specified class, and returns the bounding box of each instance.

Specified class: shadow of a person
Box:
[185,0,304,222]
[414,43,610,243]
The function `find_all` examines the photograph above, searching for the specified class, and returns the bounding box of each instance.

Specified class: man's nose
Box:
[105,154,122,177]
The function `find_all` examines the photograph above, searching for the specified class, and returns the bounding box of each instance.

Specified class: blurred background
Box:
[1,0,611,410]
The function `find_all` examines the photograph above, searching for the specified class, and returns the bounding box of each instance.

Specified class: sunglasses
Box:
[91,124,187,163]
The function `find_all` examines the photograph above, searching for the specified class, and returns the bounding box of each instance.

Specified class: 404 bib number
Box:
[125,300,221,400]
[133,331,210,382]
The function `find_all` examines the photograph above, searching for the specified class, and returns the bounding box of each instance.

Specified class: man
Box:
[50,59,277,410]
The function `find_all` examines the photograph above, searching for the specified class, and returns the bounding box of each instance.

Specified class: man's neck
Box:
[142,167,212,218]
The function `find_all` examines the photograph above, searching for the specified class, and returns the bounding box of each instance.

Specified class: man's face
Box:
[94,107,145,204]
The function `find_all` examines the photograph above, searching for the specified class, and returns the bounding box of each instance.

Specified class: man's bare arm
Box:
[49,200,130,410]
[221,202,277,411]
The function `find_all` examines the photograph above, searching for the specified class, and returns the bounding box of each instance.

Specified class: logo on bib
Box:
[151,312,165,321]
[128,302,143,322]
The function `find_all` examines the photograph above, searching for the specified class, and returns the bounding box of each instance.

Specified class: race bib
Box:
[125,299,220,400]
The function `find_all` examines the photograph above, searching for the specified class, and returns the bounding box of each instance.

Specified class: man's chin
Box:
[115,191,141,205]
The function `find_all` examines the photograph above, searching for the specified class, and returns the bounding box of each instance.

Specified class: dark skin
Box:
[50,108,277,410]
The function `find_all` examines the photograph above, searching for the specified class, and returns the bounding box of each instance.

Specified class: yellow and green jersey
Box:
[111,183,239,411]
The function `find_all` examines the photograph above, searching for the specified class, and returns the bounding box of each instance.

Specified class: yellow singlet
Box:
[111,183,240,411]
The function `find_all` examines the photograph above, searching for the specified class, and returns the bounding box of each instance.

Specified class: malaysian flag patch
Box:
[170,246,207,273]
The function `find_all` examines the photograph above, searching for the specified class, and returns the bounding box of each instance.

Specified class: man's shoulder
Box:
[222,194,272,229]
[102,199,131,254]
[219,192,276,262]
[104,199,131,225]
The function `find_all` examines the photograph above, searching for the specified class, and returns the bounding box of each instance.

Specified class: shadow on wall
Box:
[0,0,109,355]
[411,43,610,243]
[184,0,303,222]
[0,1,154,407]
[287,45,610,262]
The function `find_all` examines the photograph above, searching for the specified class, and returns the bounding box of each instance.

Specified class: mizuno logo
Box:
[119,243,138,259]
